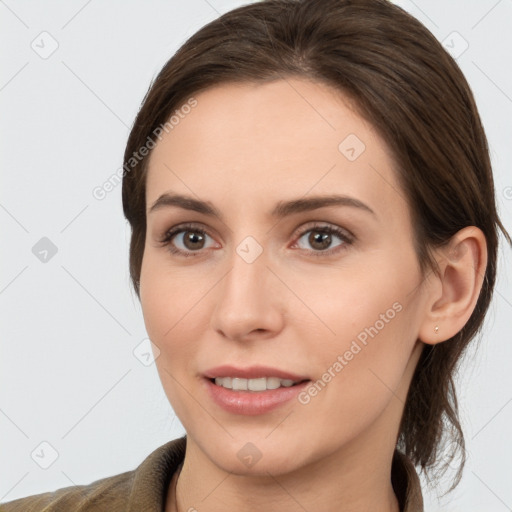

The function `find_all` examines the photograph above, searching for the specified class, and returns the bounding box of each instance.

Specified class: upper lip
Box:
[203,365,310,382]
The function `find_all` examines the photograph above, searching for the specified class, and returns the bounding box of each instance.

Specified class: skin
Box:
[139,78,487,512]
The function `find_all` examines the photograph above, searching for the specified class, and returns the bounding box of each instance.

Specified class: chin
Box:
[218,451,304,477]
[196,433,313,477]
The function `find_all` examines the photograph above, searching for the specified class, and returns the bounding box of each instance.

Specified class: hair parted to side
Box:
[122,0,511,491]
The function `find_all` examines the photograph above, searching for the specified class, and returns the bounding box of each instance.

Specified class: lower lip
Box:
[204,378,310,416]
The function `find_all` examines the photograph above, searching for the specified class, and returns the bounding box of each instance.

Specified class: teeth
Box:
[214,376,299,391]
[232,377,248,391]
[247,378,265,391]
[266,377,281,389]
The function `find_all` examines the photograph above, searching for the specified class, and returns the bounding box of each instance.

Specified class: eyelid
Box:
[290,221,355,243]
[157,222,218,248]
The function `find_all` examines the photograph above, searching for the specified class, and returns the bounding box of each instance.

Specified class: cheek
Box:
[295,253,421,388]
[294,286,419,448]
[139,253,213,377]
[310,290,412,390]
[140,251,200,336]
[139,256,206,418]
[285,256,414,340]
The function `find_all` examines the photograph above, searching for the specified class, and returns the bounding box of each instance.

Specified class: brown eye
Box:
[159,223,217,258]
[181,231,207,250]
[307,231,333,251]
[293,224,353,257]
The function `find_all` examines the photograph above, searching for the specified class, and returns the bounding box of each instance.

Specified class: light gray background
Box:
[1,0,511,510]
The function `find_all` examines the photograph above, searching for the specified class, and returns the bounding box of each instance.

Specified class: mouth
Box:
[208,376,310,392]
[202,365,312,415]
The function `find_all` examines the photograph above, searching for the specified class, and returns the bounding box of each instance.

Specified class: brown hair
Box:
[122,0,511,490]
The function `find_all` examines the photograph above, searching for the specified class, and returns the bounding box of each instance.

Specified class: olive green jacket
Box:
[0,436,423,511]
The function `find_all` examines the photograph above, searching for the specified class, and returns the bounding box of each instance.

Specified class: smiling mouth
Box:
[209,376,310,392]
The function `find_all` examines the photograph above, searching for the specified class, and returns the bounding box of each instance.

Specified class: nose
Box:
[210,241,285,342]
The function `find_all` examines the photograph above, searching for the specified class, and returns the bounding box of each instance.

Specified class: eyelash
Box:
[158,222,354,258]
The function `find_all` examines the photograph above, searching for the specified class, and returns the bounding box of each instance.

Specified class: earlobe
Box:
[418,226,488,346]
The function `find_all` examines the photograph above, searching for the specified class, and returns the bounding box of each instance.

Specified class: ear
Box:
[417,226,488,345]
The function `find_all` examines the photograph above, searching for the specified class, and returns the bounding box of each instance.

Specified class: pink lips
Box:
[203,364,309,381]
[202,365,311,416]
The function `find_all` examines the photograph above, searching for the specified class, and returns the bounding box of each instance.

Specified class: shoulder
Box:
[0,436,187,512]
[0,469,134,512]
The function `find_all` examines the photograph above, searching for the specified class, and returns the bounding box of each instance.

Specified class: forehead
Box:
[145,78,406,222]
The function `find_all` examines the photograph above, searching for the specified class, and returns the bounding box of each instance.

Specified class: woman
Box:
[2,0,510,511]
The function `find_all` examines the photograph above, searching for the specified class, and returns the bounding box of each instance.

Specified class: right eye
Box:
[158,223,218,258]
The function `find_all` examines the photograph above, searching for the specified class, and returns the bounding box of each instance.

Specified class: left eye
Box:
[293,225,352,255]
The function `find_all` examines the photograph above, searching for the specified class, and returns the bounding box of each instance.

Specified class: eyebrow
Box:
[147,192,376,219]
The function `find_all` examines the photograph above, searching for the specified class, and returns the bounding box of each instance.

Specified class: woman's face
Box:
[140,78,428,475]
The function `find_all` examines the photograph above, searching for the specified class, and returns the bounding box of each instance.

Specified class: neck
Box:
[170,430,401,512]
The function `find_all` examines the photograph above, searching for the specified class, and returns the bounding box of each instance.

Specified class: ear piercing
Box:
[434,325,439,334]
